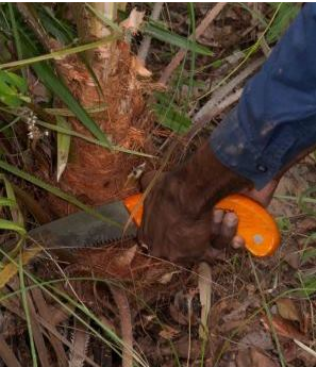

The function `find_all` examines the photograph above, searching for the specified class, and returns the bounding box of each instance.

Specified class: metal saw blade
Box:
[29,201,138,250]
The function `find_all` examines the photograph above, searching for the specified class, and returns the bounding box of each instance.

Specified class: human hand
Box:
[138,143,253,265]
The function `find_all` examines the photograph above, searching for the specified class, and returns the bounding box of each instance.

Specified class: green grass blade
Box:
[0,34,119,70]
[32,65,109,143]
[45,104,107,117]
[187,3,196,104]
[56,116,71,182]
[0,159,121,227]
[18,246,38,367]
[1,173,25,227]
[8,4,25,78]
[0,197,16,207]
[36,119,155,158]
[299,186,316,216]
[154,92,192,134]
[144,21,213,56]
[25,55,109,143]
[36,4,74,43]
[0,218,26,235]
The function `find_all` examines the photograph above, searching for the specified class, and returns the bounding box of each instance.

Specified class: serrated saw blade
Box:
[29,201,138,250]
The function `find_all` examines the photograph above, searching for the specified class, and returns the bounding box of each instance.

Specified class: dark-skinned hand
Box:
[138,143,256,265]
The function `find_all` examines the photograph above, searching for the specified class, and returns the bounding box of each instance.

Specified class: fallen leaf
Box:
[261,315,307,342]
[198,262,212,339]
[276,298,301,323]
[159,336,201,360]
[69,318,90,367]
[251,348,279,367]
[294,339,316,364]
[169,303,189,326]
[159,324,179,340]
[0,246,41,290]
[222,300,251,323]
[283,251,300,269]
[158,270,179,285]
[236,348,279,367]
[239,330,273,350]
[115,245,137,268]
[284,340,316,367]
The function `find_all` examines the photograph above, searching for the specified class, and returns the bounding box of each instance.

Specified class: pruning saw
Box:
[29,193,281,258]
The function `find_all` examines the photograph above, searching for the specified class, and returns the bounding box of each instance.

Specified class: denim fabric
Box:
[210,4,316,189]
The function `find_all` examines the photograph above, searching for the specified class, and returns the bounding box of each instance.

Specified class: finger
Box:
[210,209,225,235]
[212,211,238,249]
[231,235,245,249]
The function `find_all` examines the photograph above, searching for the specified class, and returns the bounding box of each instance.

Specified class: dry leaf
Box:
[250,348,279,367]
[69,318,90,367]
[121,9,145,34]
[0,246,41,290]
[239,330,273,351]
[169,303,189,326]
[294,339,316,363]
[158,271,179,284]
[198,262,212,339]
[261,315,307,342]
[159,325,180,340]
[132,57,152,77]
[276,298,301,323]
[284,339,316,367]
[116,245,137,268]
[236,348,279,367]
[283,251,300,269]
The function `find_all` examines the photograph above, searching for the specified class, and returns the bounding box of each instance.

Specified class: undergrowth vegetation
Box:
[0,3,315,367]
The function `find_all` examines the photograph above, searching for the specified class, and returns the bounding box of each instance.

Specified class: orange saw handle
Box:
[123,193,280,257]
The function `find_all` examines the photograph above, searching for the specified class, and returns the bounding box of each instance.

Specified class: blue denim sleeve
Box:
[210,4,316,189]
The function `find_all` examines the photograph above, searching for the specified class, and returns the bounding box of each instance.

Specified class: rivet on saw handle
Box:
[124,193,281,257]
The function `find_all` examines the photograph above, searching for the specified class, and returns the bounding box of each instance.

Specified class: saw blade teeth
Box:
[83,234,135,248]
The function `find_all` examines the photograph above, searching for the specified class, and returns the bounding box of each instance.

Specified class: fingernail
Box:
[232,235,244,249]
[223,212,238,227]
[213,209,224,223]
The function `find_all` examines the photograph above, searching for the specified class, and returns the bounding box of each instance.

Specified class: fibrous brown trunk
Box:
[50,6,155,215]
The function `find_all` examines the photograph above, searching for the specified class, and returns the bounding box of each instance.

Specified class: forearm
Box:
[210,4,316,189]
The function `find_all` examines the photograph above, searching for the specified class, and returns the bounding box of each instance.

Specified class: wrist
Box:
[173,143,252,215]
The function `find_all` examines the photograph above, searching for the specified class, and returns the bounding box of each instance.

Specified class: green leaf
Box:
[0,70,28,107]
[56,116,71,182]
[0,159,121,227]
[0,197,16,207]
[0,70,27,92]
[296,274,316,298]
[267,3,299,44]
[0,218,26,235]
[301,243,316,263]
[299,186,316,216]
[19,33,110,144]
[144,21,213,56]
[1,173,24,228]
[154,93,192,134]
[0,34,119,70]
[33,4,74,44]
[36,119,155,158]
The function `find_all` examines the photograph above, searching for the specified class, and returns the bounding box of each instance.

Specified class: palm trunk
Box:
[50,3,154,215]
